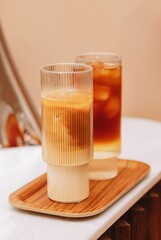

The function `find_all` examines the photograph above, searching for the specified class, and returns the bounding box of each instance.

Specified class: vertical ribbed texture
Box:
[47,164,89,203]
[40,63,93,166]
[41,94,92,166]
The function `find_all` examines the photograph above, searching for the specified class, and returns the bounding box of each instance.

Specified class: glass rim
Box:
[76,52,122,65]
[40,63,93,74]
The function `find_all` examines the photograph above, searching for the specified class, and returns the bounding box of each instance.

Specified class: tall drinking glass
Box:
[40,63,93,202]
[76,53,122,179]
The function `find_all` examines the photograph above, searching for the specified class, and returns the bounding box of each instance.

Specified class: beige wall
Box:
[1,0,161,121]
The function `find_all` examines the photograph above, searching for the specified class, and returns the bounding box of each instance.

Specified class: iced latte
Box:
[41,92,93,166]
[40,63,93,202]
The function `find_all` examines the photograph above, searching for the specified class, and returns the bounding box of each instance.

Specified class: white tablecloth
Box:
[1,117,161,240]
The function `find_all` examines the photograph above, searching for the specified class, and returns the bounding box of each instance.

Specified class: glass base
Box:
[89,156,118,180]
[47,164,89,203]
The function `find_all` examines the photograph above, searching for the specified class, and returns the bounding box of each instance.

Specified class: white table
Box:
[1,117,161,240]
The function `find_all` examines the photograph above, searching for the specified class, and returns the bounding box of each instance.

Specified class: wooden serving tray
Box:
[9,159,150,218]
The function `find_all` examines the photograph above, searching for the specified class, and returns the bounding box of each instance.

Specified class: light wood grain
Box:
[9,159,150,218]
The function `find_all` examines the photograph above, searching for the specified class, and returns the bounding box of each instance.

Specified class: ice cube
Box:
[105,96,120,119]
[92,62,107,85]
[91,61,104,71]
[94,84,111,101]
[105,67,121,87]
[112,67,121,82]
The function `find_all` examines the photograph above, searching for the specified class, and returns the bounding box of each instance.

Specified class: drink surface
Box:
[41,92,93,166]
[92,62,121,154]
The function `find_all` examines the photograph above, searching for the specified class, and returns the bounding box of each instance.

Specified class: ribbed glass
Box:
[47,164,89,202]
[40,63,93,166]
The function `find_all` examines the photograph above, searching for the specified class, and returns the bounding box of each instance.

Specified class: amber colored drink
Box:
[92,62,121,157]
[41,92,93,166]
[76,53,122,179]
